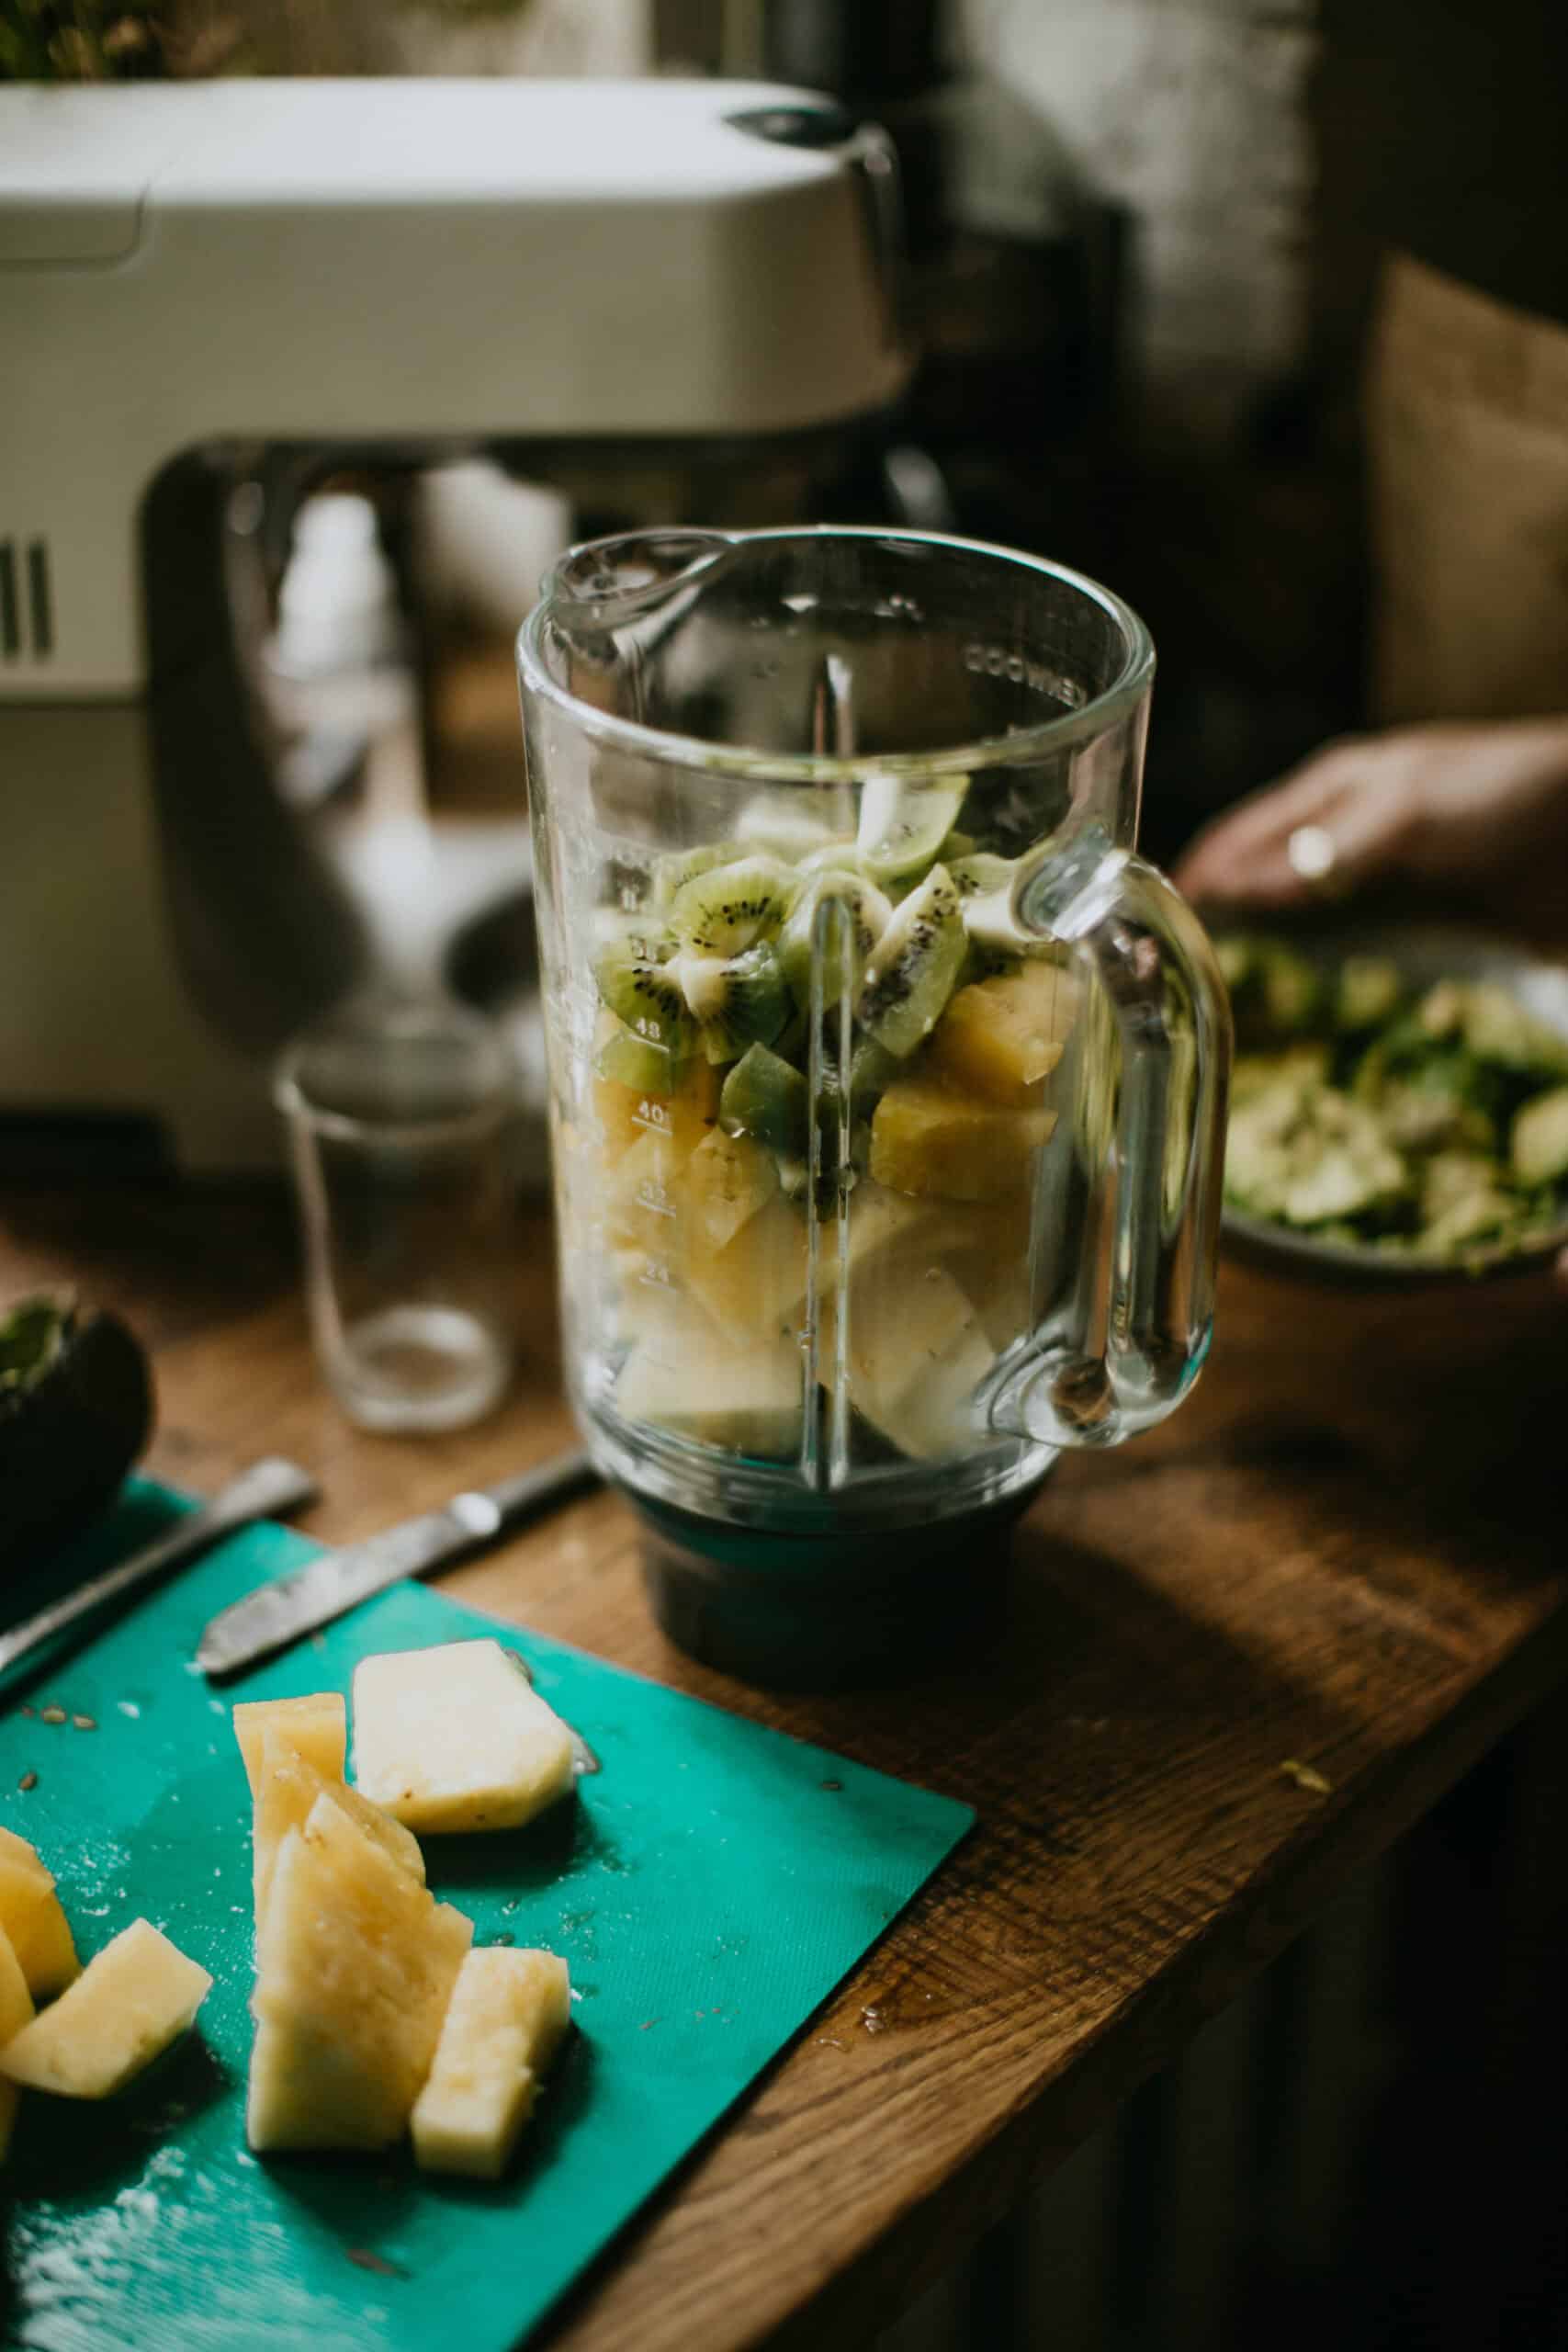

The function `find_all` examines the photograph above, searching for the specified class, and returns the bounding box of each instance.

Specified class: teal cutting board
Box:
[0,1482,972,2351]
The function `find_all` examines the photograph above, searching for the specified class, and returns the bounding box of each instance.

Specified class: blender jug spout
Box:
[547,529,740,639]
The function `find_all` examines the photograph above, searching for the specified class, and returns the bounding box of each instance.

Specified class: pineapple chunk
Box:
[682,1193,809,1345]
[615,1329,803,1456]
[352,1640,575,1835]
[252,1729,423,1929]
[594,1049,719,1163]
[0,1923,36,2158]
[870,1075,1055,1202]
[248,1796,472,2153]
[411,1948,571,2180]
[0,1849,79,1999]
[684,1127,779,1253]
[604,1129,687,1257]
[232,1692,346,1795]
[0,1919,210,2099]
[0,1828,49,1883]
[928,963,1077,1105]
[834,1263,996,1457]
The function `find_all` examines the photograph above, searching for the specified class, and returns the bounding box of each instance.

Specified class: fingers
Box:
[1174,739,1419,910]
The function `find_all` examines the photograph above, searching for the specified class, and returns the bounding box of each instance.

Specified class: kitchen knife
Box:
[0,1456,320,1679]
[196,1446,599,1679]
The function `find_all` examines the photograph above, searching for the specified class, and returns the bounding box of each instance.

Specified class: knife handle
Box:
[0,1456,319,1679]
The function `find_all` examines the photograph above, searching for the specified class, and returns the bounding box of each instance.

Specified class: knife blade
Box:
[196,1446,599,1679]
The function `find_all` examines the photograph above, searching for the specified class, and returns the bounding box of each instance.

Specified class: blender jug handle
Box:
[989,832,1233,1450]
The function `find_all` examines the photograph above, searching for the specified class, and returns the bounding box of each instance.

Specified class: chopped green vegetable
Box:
[1220,942,1568,1264]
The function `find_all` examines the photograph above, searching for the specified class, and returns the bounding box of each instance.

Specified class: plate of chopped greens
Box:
[1216,924,1568,1281]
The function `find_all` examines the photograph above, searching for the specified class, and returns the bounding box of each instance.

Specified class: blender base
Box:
[631,1482,1050,1690]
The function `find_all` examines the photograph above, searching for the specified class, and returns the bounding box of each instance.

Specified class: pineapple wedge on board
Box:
[352,1640,575,1835]
[248,1794,471,2153]
[232,1692,346,1795]
[251,1728,424,1928]
[0,1924,35,2156]
[0,1918,210,2098]
[0,1841,79,2000]
[412,1947,571,2180]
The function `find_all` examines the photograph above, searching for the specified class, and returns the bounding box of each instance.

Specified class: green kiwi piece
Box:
[797,838,866,876]
[595,935,695,1056]
[735,793,845,861]
[855,775,967,883]
[855,863,968,1057]
[720,1042,810,1159]
[776,869,895,1007]
[595,1021,684,1094]
[649,842,738,911]
[675,943,792,1065]
[669,854,798,956]
[948,850,1018,899]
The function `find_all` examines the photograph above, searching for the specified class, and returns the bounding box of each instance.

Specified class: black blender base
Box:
[633,1484,1046,1690]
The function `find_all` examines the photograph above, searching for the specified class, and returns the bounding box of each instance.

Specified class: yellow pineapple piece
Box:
[0,1829,49,1883]
[352,1639,575,1836]
[832,1264,996,1458]
[928,962,1077,1106]
[593,1048,719,1164]
[247,1796,472,2153]
[682,1193,809,1345]
[232,1693,346,1796]
[871,1074,1055,1202]
[604,1130,690,1263]
[0,1849,79,2000]
[684,1127,778,1253]
[0,1924,36,2158]
[252,1728,424,1930]
[0,1919,210,2099]
[411,1947,571,2180]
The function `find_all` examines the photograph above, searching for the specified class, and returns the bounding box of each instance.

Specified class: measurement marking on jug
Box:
[633,1101,673,1136]
[635,1180,675,1219]
[639,1260,675,1289]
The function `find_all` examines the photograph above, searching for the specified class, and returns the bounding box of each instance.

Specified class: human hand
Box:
[1174,717,1568,942]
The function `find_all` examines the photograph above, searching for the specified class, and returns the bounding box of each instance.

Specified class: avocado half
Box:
[0,1295,155,1577]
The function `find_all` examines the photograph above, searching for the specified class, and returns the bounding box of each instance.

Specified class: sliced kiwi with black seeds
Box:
[649,842,738,911]
[595,935,695,1056]
[855,775,967,884]
[776,869,895,1006]
[719,1042,810,1159]
[855,863,968,1057]
[675,942,792,1065]
[669,855,797,957]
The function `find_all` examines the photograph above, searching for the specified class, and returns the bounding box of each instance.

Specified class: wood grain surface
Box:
[3,1181,1566,2352]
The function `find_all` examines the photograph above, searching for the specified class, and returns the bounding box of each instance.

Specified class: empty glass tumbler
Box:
[276,993,518,1433]
[518,527,1231,1677]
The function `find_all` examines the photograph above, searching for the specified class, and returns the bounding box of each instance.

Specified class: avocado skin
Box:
[0,1302,155,1576]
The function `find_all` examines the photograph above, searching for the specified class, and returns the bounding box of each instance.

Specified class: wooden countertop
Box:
[4,1182,1566,2351]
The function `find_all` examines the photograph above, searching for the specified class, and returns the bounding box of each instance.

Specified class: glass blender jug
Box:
[519,528,1230,1681]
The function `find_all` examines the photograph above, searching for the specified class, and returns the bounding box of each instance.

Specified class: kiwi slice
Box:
[735,793,844,862]
[669,855,797,957]
[595,1021,683,1094]
[675,942,792,1065]
[797,838,865,876]
[855,775,967,884]
[776,869,895,1007]
[856,864,968,1058]
[649,842,737,912]
[595,935,695,1056]
[720,1042,809,1159]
